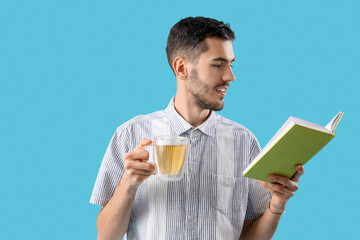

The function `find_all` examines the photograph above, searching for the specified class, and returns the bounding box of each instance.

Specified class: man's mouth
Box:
[215,86,228,96]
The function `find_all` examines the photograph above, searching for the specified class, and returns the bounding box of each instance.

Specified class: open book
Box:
[243,112,344,182]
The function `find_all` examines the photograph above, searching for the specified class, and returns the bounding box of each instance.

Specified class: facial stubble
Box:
[188,69,224,111]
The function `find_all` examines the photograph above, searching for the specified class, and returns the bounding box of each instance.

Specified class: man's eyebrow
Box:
[211,57,235,63]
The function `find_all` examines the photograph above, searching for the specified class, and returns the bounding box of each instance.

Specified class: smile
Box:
[216,88,227,96]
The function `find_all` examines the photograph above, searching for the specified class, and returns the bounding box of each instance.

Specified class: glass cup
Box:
[153,135,189,181]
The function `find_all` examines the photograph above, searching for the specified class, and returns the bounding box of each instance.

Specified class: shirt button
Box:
[190,214,194,221]
[226,178,231,186]
[191,182,196,188]
[192,149,197,155]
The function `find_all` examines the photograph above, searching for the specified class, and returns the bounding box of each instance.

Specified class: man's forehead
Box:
[201,38,235,61]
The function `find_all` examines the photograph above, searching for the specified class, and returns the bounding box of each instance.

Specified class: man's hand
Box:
[96,138,155,239]
[123,138,156,189]
[259,164,304,213]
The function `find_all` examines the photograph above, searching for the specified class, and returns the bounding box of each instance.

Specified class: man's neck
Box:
[173,94,211,128]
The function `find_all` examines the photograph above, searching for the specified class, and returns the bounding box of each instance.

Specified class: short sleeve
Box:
[89,126,132,206]
[245,135,272,220]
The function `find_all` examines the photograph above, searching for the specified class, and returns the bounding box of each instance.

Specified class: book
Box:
[242,112,344,182]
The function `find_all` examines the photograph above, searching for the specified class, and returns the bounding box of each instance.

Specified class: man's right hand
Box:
[123,138,156,189]
[96,138,155,239]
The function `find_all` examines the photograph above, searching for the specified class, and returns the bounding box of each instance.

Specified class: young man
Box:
[90,17,304,240]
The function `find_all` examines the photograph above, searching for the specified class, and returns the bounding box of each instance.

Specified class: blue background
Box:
[1,0,359,239]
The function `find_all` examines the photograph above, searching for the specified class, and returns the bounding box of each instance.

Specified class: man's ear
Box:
[172,57,188,80]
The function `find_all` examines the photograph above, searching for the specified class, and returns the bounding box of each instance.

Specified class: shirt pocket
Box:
[211,174,247,215]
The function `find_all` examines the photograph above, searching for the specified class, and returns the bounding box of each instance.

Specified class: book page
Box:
[292,117,333,134]
[325,112,344,132]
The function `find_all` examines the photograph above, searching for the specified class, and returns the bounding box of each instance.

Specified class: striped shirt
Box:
[90,98,271,240]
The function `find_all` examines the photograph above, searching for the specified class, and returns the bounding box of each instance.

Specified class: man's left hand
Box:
[259,164,304,213]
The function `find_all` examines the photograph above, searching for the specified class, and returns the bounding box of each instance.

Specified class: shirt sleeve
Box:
[89,126,132,206]
[245,135,272,220]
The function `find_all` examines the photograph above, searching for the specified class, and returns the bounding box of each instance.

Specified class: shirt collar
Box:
[164,97,217,138]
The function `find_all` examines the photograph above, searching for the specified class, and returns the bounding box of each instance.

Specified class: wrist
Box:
[268,201,285,215]
[269,199,286,214]
[120,173,139,194]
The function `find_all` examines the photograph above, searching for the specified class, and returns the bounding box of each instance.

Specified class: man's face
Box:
[187,38,235,111]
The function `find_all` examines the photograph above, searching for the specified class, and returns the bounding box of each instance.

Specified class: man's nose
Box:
[222,65,235,82]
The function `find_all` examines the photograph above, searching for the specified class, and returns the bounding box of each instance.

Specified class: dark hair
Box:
[166,17,235,72]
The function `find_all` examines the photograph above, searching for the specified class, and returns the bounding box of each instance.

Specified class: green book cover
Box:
[243,112,343,182]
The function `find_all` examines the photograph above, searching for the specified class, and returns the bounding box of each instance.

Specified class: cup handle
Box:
[143,142,155,164]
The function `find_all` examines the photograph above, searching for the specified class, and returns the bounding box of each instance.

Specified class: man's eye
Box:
[230,65,234,68]
[213,64,221,68]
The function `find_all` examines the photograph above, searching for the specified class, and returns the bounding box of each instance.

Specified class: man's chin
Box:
[192,93,225,111]
[209,101,224,111]
[212,105,224,111]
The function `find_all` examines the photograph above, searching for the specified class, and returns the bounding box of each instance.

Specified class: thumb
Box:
[135,138,152,150]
